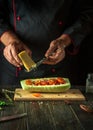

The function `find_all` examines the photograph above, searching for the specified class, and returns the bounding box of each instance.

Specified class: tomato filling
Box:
[25,77,66,86]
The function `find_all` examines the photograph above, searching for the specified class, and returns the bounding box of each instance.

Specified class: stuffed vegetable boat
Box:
[20,77,71,92]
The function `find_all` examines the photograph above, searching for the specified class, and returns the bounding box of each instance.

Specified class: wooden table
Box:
[0,86,93,130]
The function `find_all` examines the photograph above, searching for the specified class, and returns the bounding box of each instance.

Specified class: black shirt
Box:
[0,0,93,60]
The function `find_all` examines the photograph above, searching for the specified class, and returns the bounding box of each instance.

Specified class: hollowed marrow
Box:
[20,77,71,92]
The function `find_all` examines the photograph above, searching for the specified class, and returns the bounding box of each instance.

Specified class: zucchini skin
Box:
[20,77,71,92]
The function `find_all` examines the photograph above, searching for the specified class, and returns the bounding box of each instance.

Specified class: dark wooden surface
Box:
[0,86,93,130]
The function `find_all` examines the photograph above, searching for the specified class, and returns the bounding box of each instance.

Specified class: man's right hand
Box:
[3,41,32,67]
[1,31,32,67]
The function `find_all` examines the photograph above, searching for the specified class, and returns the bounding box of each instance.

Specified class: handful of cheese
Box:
[20,77,71,92]
[18,50,36,72]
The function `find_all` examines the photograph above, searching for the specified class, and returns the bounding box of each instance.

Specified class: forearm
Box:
[0,31,20,46]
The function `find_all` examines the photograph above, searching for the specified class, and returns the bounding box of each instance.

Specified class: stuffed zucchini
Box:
[20,77,71,92]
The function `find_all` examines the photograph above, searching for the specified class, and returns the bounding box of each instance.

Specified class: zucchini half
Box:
[20,77,71,92]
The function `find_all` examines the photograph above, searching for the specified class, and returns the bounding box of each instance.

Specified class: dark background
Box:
[77,31,93,85]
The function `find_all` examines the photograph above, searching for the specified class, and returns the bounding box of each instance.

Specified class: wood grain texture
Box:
[14,89,85,101]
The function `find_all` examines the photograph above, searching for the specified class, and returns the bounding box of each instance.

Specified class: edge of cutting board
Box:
[14,88,86,101]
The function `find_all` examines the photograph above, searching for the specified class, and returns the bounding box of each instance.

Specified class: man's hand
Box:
[3,41,31,67]
[44,34,72,65]
[1,31,32,67]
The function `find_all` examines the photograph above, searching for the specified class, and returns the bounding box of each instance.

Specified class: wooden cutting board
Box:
[14,89,85,101]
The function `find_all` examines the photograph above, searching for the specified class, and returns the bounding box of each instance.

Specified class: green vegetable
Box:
[0,101,6,106]
[20,77,71,92]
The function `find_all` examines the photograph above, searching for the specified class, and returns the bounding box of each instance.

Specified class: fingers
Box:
[44,48,65,65]
[44,40,66,65]
[45,40,57,58]
[3,40,33,67]
[11,48,23,66]
[3,47,21,67]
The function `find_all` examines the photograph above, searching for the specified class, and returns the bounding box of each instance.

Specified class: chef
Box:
[0,0,93,85]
